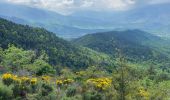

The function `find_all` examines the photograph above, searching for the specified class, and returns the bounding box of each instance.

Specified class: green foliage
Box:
[66,86,77,97]
[73,30,170,63]
[149,81,170,100]
[0,63,169,100]
[83,91,103,100]
[1,45,35,72]
[41,83,53,96]
[0,45,56,75]
[0,18,113,69]
[12,84,29,98]
[33,58,55,76]
[0,48,3,63]
[0,82,13,100]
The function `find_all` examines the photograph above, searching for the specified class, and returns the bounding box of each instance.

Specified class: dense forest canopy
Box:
[0,18,114,69]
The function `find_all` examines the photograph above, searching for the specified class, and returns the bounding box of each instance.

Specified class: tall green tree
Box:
[1,45,35,72]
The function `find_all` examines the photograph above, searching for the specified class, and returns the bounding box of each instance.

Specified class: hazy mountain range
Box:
[0,2,170,39]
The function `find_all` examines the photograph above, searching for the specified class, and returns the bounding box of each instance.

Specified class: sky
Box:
[1,0,170,15]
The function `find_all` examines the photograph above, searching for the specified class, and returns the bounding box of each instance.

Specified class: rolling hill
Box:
[72,30,170,63]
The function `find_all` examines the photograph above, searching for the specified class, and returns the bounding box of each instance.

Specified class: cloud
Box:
[87,0,135,11]
[132,0,170,5]
[149,0,170,4]
[1,0,170,15]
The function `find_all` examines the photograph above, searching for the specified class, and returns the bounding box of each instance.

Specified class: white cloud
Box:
[149,0,170,4]
[88,0,135,11]
[1,0,135,14]
[1,0,170,15]
[6,0,28,3]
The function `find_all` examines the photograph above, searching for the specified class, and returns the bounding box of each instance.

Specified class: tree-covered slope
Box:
[0,18,113,69]
[73,30,170,63]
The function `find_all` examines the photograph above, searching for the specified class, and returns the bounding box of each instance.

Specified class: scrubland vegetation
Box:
[0,45,170,100]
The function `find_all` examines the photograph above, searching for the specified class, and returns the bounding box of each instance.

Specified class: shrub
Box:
[12,84,30,98]
[0,82,13,99]
[34,59,55,76]
[66,87,77,97]
[2,73,15,86]
[41,83,53,96]
[42,76,51,83]
[86,77,112,90]
[83,91,103,100]
[56,78,74,87]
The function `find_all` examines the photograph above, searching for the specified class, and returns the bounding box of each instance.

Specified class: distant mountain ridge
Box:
[0,2,108,39]
[0,2,170,39]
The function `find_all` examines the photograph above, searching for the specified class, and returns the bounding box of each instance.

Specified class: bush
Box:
[66,87,77,97]
[35,60,55,76]
[12,84,30,98]
[41,83,53,96]
[2,73,14,86]
[0,82,13,99]
[83,91,104,100]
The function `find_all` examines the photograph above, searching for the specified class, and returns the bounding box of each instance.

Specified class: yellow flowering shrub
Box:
[2,73,15,86]
[63,79,74,85]
[12,75,21,84]
[56,78,74,86]
[2,73,37,86]
[30,78,37,85]
[2,73,13,79]
[138,87,150,99]
[20,76,29,81]
[86,77,112,90]
[12,77,30,98]
[56,80,63,86]
[42,75,51,82]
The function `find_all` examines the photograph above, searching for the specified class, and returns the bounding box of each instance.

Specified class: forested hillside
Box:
[0,18,113,69]
[73,30,170,63]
